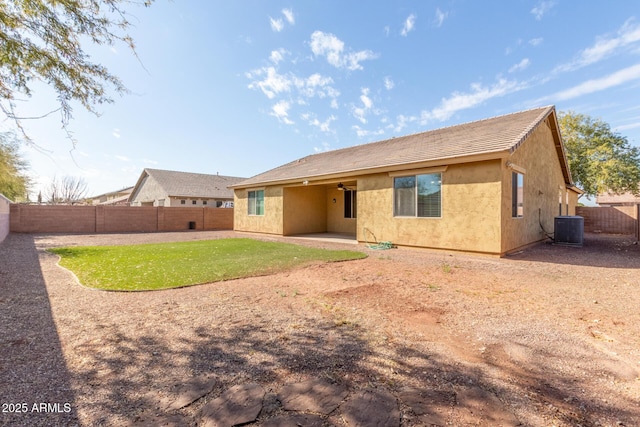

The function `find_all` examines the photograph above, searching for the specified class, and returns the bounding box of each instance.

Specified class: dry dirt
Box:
[1,231,639,426]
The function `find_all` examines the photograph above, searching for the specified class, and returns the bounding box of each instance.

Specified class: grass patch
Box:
[50,238,367,291]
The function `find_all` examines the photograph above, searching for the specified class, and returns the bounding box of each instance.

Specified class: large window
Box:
[344,190,357,218]
[393,173,441,218]
[512,172,524,218]
[248,190,264,216]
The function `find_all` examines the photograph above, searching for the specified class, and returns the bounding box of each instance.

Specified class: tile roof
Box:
[596,191,640,205]
[233,105,565,188]
[143,169,246,199]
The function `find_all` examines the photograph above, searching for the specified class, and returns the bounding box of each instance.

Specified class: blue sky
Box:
[6,1,640,200]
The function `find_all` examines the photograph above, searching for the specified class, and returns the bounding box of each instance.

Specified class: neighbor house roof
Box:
[596,191,640,206]
[132,169,246,199]
[232,105,573,189]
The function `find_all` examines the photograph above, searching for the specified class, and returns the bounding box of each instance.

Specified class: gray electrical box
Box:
[554,216,584,246]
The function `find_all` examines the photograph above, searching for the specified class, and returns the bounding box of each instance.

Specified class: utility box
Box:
[554,216,584,246]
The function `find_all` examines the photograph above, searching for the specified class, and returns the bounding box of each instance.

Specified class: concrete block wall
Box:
[101,206,158,233]
[576,205,638,234]
[10,205,233,234]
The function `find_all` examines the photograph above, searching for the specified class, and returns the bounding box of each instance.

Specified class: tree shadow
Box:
[68,307,639,426]
[0,234,78,426]
[507,233,640,268]
[7,231,639,426]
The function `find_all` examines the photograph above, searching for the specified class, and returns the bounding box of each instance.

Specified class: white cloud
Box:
[384,26,390,37]
[384,76,395,90]
[247,67,293,99]
[555,19,640,73]
[115,155,130,162]
[352,125,385,138]
[538,64,640,102]
[282,8,295,25]
[531,1,555,21]
[401,14,416,36]
[353,88,373,124]
[434,8,448,28]
[271,100,294,124]
[270,9,294,32]
[421,79,525,123]
[112,128,121,139]
[143,159,158,165]
[247,66,339,108]
[529,37,544,47]
[270,17,284,32]
[307,114,337,133]
[269,48,289,64]
[509,58,531,73]
[314,142,332,153]
[394,114,418,133]
[310,31,378,70]
[616,120,640,131]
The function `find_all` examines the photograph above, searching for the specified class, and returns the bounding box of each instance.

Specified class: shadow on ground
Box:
[0,234,78,426]
[70,311,638,426]
[507,232,640,268]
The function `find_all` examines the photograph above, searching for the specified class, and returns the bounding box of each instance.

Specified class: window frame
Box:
[512,172,524,218]
[393,172,442,218]
[344,190,357,219]
[247,189,265,216]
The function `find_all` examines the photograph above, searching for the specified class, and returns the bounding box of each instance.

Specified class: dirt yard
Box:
[1,231,639,426]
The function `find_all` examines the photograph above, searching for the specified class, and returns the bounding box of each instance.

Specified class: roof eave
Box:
[230,151,510,189]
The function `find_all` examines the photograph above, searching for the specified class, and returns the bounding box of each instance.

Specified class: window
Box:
[216,201,223,208]
[192,200,197,205]
[559,188,563,216]
[512,172,524,218]
[203,200,207,205]
[180,200,185,205]
[248,190,264,215]
[393,173,441,218]
[344,190,357,218]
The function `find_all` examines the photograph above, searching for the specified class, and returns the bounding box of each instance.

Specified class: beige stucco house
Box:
[130,168,245,207]
[231,106,581,256]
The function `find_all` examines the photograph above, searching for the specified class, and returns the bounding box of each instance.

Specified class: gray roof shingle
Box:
[144,169,245,199]
[233,106,567,188]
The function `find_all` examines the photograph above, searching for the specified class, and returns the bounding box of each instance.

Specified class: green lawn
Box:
[50,238,367,291]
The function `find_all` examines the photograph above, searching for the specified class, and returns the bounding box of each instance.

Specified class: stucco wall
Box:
[283,186,327,235]
[234,187,283,234]
[0,194,11,242]
[129,174,164,206]
[501,118,568,253]
[357,161,503,254]
[326,187,357,234]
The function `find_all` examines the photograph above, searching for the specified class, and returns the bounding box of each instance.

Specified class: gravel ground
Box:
[1,231,639,426]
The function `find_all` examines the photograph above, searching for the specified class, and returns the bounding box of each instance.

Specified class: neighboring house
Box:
[596,191,640,207]
[231,105,581,256]
[129,168,245,207]
[91,186,134,205]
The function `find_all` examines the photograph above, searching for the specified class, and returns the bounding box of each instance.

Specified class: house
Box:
[129,168,245,207]
[91,186,134,205]
[596,191,640,207]
[231,105,582,256]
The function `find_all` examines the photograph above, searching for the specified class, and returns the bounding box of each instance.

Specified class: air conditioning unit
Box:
[554,216,584,246]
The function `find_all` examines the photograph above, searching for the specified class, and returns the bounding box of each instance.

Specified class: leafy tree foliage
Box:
[0,132,31,201]
[559,111,640,198]
[0,0,152,137]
